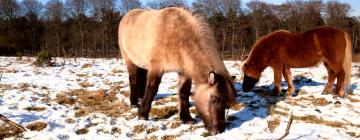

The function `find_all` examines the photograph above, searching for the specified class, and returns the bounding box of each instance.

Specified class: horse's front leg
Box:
[138,70,163,120]
[283,67,294,96]
[177,75,194,124]
[272,67,283,96]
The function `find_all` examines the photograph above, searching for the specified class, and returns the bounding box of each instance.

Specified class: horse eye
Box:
[210,96,220,104]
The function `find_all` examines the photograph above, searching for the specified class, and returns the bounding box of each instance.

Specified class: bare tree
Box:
[147,0,187,9]
[44,0,65,57]
[120,0,142,13]
[0,0,19,21]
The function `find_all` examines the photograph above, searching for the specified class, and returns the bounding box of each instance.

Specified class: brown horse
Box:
[242,26,352,97]
[118,7,237,134]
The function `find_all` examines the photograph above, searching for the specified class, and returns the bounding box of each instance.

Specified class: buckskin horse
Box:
[242,26,352,97]
[118,7,237,134]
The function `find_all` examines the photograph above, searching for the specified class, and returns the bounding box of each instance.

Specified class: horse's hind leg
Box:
[178,74,194,124]
[283,67,294,96]
[138,70,163,120]
[322,62,336,94]
[335,69,345,97]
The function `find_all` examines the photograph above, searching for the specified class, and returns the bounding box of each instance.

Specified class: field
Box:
[0,57,360,139]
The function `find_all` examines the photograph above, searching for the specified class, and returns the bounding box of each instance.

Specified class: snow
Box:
[0,57,359,139]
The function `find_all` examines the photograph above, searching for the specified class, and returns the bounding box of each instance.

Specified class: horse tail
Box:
[343,32,352,94]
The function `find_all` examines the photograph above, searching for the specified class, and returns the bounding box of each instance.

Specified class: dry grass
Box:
[293,115,346,128]
[347,132,360,138]
[65,118,75,124]
[267,117,280,132]
[79,82,94,88]
[0,84,13,91]
[170,121,181,129]
[146,127,159,134]
[55,89,130,118]
[75,128,89,135]
[133,124,145,134]
[76,73,88,77]
[81,63,92,68]
[162,135,179,140]
[26,121,47,131]
[150,106,178,119]
[201,131,212,137]
[312,98,332,106]
[18,83,31,91]
[268,105,289,117]
[24,106,46,112]
[0,125,23,139]
[75,109,87,117]
[111,127,121,135]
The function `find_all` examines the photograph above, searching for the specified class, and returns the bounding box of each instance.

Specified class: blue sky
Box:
[37,0,360,16]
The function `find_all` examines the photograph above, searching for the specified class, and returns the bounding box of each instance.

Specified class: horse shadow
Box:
[226,76,357,131]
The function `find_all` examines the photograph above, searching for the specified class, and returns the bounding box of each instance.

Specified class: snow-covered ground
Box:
[0,57,359,140]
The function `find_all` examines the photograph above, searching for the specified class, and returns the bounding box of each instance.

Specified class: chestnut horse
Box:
[242,26,352,97]
[118,7,236,134]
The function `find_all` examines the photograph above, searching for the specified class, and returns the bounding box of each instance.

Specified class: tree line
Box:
[0,0,359,59]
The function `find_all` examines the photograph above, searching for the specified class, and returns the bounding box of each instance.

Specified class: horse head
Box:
[194,71,237,135]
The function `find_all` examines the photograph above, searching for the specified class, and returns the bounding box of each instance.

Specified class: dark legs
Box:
[177,75,194,124]
[124,60,147,108]
[138,70,163,120]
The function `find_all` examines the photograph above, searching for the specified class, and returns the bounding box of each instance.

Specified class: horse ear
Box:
[208,71,216,85]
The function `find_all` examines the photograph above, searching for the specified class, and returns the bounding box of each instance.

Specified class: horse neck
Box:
[185,45,228,86]
[246,43,270,73]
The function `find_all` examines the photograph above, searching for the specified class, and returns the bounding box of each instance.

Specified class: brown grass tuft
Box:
[133,124,145,134]
[18,83,31,91]
[75,128,89,135]
[312,98,331,106]
[150,106,178,119]
[267,117,280,132]
[162,135,179,140]
[75,109,87,118]
[170,121,181,129]
[79,82,94,88]
[293,115,346,128]
[24,106,46,112]
[81,63,92,68]
[65,118,75,124]
[26,121,47,131]
[146,127,159,134]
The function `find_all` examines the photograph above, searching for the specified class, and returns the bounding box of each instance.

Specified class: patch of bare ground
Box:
[24,106,46,112]
[55,89,130,118]
[146,135,158,140]
[347,132,360,138]
[75,128,89,135]
[170,121,181,129]
[146,126,159,134]
[65,118,75,124]
[154,96,177,106]
[268,105,289,117]
[26,121,47,131]
[0,123,25,139]
[81,63,92,68]
[133,124,145,134]
[0,84,14,91]
[18,83,31,91]
[162,135,179,140]
[267,117,280,132]
[150,106,178,119]
[79,82,94,88]
[293,115,346,128]
[312,98,332,106]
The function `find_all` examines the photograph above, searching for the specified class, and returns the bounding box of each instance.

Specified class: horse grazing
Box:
[242,26,352,97]
[118,7,237,134]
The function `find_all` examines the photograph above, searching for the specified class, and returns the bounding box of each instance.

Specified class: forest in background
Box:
[0,0,359,59]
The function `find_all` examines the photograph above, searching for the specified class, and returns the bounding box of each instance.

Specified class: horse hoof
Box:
[138,116,148,120]
[181,119,195,124]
